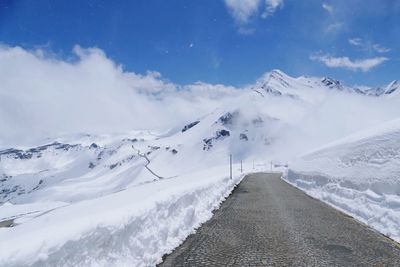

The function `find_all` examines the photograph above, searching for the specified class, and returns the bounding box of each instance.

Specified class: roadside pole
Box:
[240,160,243,173]
[230,154,232,180]
[270,161,273,172]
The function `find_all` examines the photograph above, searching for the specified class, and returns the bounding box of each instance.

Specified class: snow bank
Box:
[285,118,400,242]
[0,165,244,267]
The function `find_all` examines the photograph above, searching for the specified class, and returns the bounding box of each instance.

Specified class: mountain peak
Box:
[251,70,399,99]
[268,69,291,79]
[321,77,341,87]
[384,80,399,95]
[270,69,286,75]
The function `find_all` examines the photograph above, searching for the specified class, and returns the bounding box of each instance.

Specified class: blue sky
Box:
[0,0,399,86]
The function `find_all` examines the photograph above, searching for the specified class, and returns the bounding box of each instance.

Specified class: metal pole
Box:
[230,154,232,179]
[270,160,273,172]
[253,160,255,170]
[240,160,243,173]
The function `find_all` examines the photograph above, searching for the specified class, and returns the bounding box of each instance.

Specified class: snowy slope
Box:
[0,91,285,203]
[0,166,245,267]
[0,94,282,266]
[364,80,400,97]
[285,118,400,242]
[1,69,400,266]
[251,69,374,102]
[252,69,400,100]
[0,121,256,266]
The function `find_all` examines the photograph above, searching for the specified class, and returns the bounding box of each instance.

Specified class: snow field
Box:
[0,165,244,267]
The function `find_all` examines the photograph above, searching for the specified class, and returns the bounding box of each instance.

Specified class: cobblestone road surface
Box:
[159,173,400,266]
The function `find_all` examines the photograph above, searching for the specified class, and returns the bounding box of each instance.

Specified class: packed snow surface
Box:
[285,118,400,242]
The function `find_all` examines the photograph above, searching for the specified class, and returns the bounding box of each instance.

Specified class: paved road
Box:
[159,173,400,266]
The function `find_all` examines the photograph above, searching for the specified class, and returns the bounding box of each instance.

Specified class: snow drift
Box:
[0,165,244,267]
[285,118,400,242]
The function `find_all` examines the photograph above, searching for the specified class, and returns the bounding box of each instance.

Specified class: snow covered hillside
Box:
[0,97,283,266]
[1,69,400,266]
[251,69,400,100]
[285,118,400,242]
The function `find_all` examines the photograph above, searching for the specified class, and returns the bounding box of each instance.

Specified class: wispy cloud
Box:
[372,44,391,53]
[310,53,388,72]
[262,0,284,18]
[224,0,283,33]
[224,0,261,25]
[321,3,345,34]
[324,22,344,33]
[348,37,362,46]
[349,37,391,53]
[322,3,333,14]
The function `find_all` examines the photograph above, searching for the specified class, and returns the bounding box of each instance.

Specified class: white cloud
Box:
[224,0,261,25]
[224,0,283,33]
[349,37,391,53]
[372,44,391,53]
[262,0,284,18]
[349,37,362,46]
[181,82,238,99]
[0,45,240,146]
[321,3,346,34]
[325,21,344,33]
[310,53,388,72]
[322,3,334,14]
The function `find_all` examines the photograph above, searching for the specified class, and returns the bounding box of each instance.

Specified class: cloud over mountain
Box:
[0,45,239,146]
[310,53,388,72]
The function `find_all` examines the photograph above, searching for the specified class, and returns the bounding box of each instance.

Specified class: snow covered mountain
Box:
[0,102,283,205]
[2,69,400,215]
[366,79,400,96]
[0,94,284,266]
[251,69,400,99]
[1,69,400,266]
